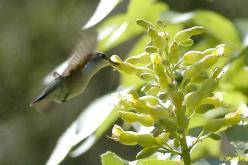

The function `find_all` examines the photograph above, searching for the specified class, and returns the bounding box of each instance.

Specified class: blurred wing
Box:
[62,29,98,77]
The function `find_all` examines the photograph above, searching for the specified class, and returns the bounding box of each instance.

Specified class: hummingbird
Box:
[30,29,114,107]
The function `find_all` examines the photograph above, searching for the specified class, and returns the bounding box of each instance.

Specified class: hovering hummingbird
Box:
[30,29,114,107]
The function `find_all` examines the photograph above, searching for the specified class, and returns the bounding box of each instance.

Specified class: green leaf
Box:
[192,10,241,49]
[82,0,122,29]
[161,11,194,24]
[191,138,221,162]
[101,151,128,165]
[234,18,248,46]
[120,35,148,87]
[226,125,248,142]
[136,159,182,165]
[46,89,128,165]
[97,0,168,52]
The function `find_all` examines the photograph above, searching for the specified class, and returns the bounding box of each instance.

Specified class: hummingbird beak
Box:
[99,52,120,67]
[95,52,119,66]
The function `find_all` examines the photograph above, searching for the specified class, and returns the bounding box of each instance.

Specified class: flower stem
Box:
[180,134,191,165]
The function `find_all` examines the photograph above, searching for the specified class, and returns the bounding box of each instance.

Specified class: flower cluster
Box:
[108,19,243,164]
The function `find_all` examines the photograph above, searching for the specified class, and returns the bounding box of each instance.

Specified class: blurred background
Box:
[0,0,248,164]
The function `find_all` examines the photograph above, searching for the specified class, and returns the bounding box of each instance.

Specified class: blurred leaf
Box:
[46,89,126,165]
[100,151,182,165]
[83,0,121,29]
[70,105,120,157]
[189,114,208,129]
[97,0,168,51]
[192,10,241,49]
[221,50,248,92]
[230,141,248,155]
[101,151,128,165]
[161,11,194,24]
[191,138,221,162]
[120,35,148,87]
[222,88,247,107]
[226,125,248,142]
[234,18,248,46]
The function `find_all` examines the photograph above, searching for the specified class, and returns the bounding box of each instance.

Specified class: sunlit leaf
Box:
[70,106,120,157]
[234,18,248,46]
[101,151,128,165]
[97,0,168,51]
[46,89,127,165]
[83,0,121,29]
[161,11,194,24]
[191,138,221,162]
[192,10,241,49]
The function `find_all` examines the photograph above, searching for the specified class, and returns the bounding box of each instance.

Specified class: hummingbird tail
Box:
[29,92,48,107]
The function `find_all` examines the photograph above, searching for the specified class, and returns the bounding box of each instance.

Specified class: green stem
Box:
[180,134,191,165]
[189,130,205,150]
[161,146,181,155]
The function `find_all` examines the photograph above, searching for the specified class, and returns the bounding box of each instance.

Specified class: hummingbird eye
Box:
[96,52,108,60]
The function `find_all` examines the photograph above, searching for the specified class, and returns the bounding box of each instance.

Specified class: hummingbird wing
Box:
[61,29,98,77]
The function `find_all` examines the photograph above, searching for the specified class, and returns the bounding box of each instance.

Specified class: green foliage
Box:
[48,0,248,164]
[107,19,246,165]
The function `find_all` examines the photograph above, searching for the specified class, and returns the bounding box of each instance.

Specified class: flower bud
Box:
[200,97,222,107]
[195,104,215,113]
[223,112,241,126]
[152,128,163,137]
[136,19,155,31]
[111,125,139,145]
[211,67,224,80]
[174,26,204,43]
[179,39,194,47]
[138,134,158,147]
[155,132,170,145]
[140,95,161,106]
[169,41,179,64]
[189,26,205,35]
[159,118,177,132]
[127,90,140,102]
[184,92,202,108]
[156,19,166,29]
[151,53,169,88]
[147,28,164,49]
[141,84,153,93]
[191,71,209,83]
[139,73,155,81]
[223,105,244,126]
[118,111,154,127]
[136,146,158,159]
[145,86,160,96]
[125,52,150,64]
[208,133,221,140]
[198,78,218,97]
[145,46,158,53]
[110,55,123,63]
[182,50,203,65]
[133,100,170,120]
[202,48,214,55]
[184,63,202,79]
[204,118,224,132]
